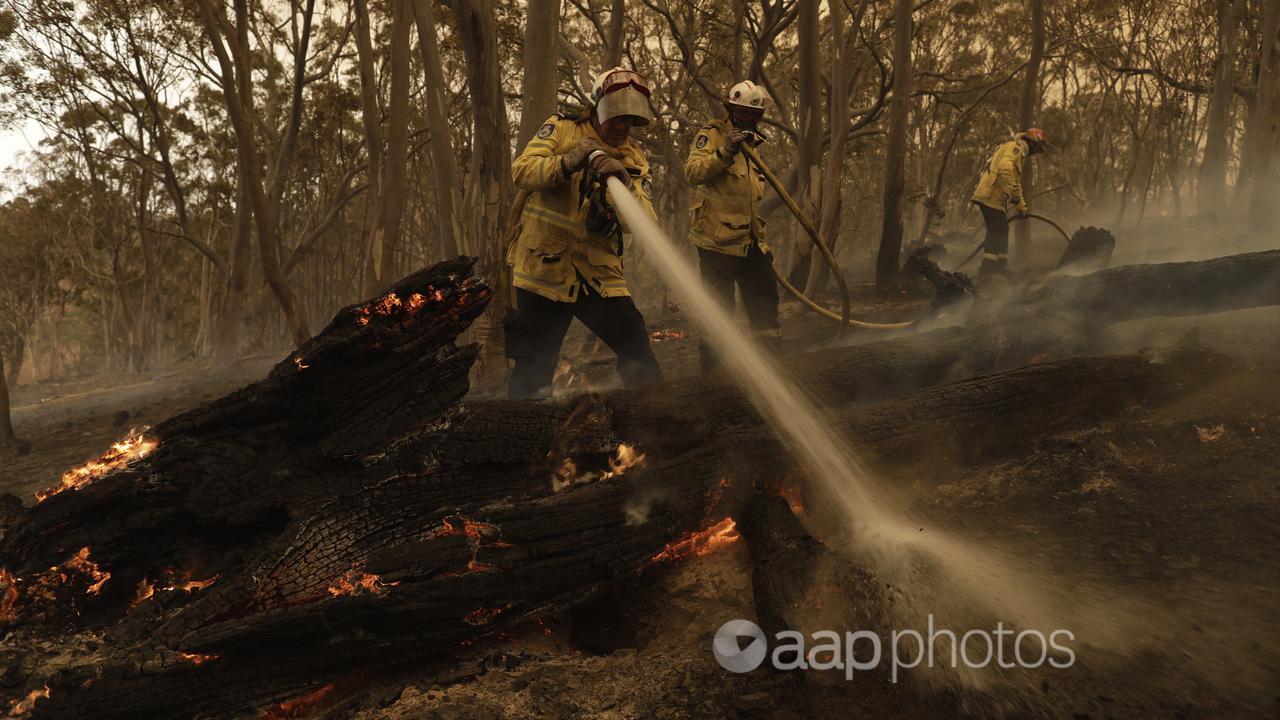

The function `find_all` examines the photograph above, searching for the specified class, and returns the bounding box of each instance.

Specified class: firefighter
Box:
[684,80,780,371]
[970,128,1049,275]
[504,67,664,399]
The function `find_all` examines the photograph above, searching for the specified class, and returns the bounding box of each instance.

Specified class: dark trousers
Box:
[504,285,663,399]
[978,203,1009,275]
[697,245,780,370]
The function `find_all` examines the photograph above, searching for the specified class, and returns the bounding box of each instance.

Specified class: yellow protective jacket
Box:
[507,113,656,303]
[684,119,768,257]
[971,137,1028,211]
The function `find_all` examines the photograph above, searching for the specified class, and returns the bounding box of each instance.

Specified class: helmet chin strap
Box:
[730,115,758,132]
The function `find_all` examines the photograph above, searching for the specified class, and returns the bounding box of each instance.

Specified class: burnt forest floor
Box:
[3,295,1279,720]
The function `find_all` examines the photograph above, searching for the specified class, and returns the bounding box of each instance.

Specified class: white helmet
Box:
[726,80,768,111]
[591,67,655,126]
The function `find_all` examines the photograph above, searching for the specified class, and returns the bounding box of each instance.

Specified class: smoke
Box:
[609,178,1276,707]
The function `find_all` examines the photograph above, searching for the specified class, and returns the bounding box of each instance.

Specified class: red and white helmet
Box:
[1022,127,1049,146]
[726,80,768,111]
[591,67,655,126]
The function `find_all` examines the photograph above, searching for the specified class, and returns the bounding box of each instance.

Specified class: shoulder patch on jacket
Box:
[536,121,555,139]
[641,178,652,195]
[695,134,709,149]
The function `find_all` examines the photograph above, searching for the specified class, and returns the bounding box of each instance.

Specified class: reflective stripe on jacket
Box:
[684,119,768,257]
[971,138,1028,211]
[507,113,656,303]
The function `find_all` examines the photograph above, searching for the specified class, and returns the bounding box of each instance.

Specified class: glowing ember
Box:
[175,651,219,666]
[648,328,690,342]
[406,292,427,312]
[292,355,310,370]
[462,605,508,626]
[602,443,646,479]
[62,547,111,594]
[263,684,335,719]
[37,428,158,502]
[0,568,17,622]
[431,288,446,302]
[8,686,50,716]
[649,519,740,564]
[327,569,398,597]
[131,578,154,608]
[133,570,219,608]
[430,516,511,574]
[372,291,403,316]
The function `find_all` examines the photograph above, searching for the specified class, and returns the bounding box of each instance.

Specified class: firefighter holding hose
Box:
[970,128,1049,275]
[684,80,781,372]
[503,67,664,399]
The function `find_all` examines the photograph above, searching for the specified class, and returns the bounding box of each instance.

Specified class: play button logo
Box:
[713,618,768,673]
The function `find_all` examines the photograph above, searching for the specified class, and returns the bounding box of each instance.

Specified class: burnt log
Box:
[0,251,1265,718]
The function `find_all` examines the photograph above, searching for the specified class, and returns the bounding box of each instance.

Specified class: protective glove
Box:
[588,150,631,186]
[722,128,750,156]
[584,184,620,238]
[1015,200,1029,217]
[560,139,608,173]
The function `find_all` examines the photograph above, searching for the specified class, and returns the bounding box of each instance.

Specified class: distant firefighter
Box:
[684,80,781,372]
[504,67,664,399]
[971,128,1048,275]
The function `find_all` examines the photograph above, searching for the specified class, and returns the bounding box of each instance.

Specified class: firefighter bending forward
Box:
[684,80,781,372]
[504,67,664,399]
[970,128,1048,275]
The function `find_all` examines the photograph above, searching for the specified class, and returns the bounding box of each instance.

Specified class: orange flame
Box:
[372,291,402,316]
[132,570,219,608]
[602,443,646,479]
[263,684,335,719]
[62,547,111,595]
[36,428,158,502]
[131,578,154,608]
[175,651,219,666]
[462,605,510,626]
[0,569,18,623]
[8,685,50,716]
[649,519,740,565]
[327,569,398,598]
[406,292,427,312]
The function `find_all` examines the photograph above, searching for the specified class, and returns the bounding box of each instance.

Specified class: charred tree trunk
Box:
[412,0,463,259]
[876,0,913,289]
[0,251,1275,717]
[1013,0,1045,264]
[518,0,562,147]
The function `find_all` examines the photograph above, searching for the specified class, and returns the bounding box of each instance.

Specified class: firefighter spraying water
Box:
[603,173,1160,685]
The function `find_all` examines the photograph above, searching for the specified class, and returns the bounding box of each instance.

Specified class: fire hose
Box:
[953,211,1072,270]
[739,144,914,335]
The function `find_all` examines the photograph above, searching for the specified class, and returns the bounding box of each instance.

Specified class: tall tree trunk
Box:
[354,0,386,294]
[196,0,314,347]
[215,160,254,363]
[1013,0,1045,264]
[0,354,14,447]
[373,0,412,288]
[605,0,626,67]
[876,0,913,289]
[1248,0,1280,232]
[518,0,562,147]
[6,336,23,387]
[450,0,514,390]
[805,0,848,298]
[787,0,821,287]
[412,0,463,259]
[1199,0,1246,215]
